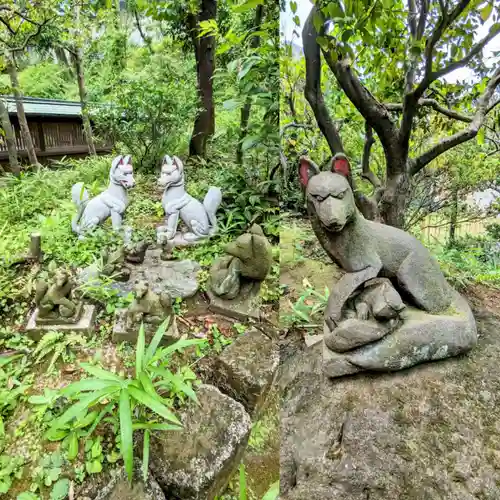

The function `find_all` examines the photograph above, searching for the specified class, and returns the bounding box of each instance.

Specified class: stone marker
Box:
[298,157,477,377]
[213,328,279,416]
[146,384,251,500]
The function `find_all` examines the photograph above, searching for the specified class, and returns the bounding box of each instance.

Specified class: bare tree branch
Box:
[361,123,381,188]
[432,29,500,81]
[302,6,344,155]
[411,66,500,173]
[386,98,473,122]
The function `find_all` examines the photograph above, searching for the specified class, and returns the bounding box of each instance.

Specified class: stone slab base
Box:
[304,334,324,348]
[145,384,251,500]
[112,309,180,345]
[25,305,96,341]
[207,283,261,322]
[213,328,279,417]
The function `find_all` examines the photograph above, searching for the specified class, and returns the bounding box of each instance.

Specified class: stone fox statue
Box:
[71,155,136,236]
[157,155,222,243]
[298,156,453,331]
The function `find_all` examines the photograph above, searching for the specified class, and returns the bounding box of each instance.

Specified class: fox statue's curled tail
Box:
[71,182,90,234]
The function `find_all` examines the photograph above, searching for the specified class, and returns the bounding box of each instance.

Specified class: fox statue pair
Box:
[71,155,222,246]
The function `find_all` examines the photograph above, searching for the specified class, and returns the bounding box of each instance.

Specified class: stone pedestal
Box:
[112,309,180,345]
[25,305,96,341]
[213,328,279,417]
[146,384,251,500]
[207,281,262,322]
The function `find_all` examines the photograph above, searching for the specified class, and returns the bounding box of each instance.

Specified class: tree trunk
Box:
[449,185,459,245]
[74,47,96,156]
[0,97,20,176]
[236,4,264,164]
[6,52,38,166]
[379,167,411,228]
[189,0,217,157]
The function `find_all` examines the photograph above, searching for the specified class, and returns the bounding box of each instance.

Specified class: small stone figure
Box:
[125,280,172,329]
[71,155,135,237]
[156,155,222,247]
[34,269,82,324]
[299,156,477,377]
[209,224,273,301]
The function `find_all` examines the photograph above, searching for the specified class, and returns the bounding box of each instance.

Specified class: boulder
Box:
[213,328,279,416]
[147,384,251,499]
[280,306,500,500]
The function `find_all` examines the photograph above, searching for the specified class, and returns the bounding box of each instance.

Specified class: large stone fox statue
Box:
[157,155,222,245]
[71,155,135,236]
[298,156,453,330]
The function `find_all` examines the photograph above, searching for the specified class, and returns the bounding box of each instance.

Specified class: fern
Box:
[32,332,87,373]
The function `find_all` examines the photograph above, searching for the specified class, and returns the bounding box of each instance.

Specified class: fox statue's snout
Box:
[158,155,182,188]
[299,155,356,233]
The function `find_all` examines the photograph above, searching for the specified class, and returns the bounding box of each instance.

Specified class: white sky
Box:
[280,0,500,83]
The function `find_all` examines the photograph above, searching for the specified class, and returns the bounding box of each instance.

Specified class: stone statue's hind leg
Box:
[396,251,452,313]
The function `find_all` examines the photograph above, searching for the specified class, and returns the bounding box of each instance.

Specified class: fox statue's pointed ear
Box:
[172,156,183,171]
[111,155,123,170]
[299,156,320,188]
[331,153,351,178]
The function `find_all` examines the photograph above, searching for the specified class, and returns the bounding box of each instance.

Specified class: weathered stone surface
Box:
[353,278,405,320]
[280,305,500,500]
[112,310,179,345]
[213,328,279,416]
[325,317,394,352]
[147,384,251,500]
[112,248,200,299]
[26,305,96,341]
[207,281,261,322]
[76,458,165,500]
[304,334,323,348]
[323,291,477,377]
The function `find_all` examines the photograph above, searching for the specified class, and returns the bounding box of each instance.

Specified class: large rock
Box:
[147,384,251,499]
[213,328,279,416]
[76,459,165,500]
[112,248,200,299]
[280,306,500,500]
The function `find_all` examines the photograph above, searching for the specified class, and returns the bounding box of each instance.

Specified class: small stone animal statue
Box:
[157,155,222,245]
[210,224,273,299]
[35,269,82,322]
[71,155,136,236]
[125,280,172,329]
[298,156,453,331]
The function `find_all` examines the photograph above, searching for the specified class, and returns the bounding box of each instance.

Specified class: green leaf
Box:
[242,136,260,151]
[136,323,146,377]
[262,480,279,500]
[52,388,119,429]
[49,478,69,500]
[145,317,170,364]
[78,363,123,382]
[119,389,134,483]
[91,439,102,459]
[45,428,69,441]
[239,463,247,500]
[61,379,121,397]
[85,459,102,474]
[232,0,264,13]
[223,99,240,111]
[477,126,485,145]
[17,493,40,500]
[128,386,181,425]
[142,429,150,483]
[290,1,297,14]
[74,411,99,430]
[139,372,163,402]
[480,2,493,22]
[341,29,353,42]
[68,432,79,460]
